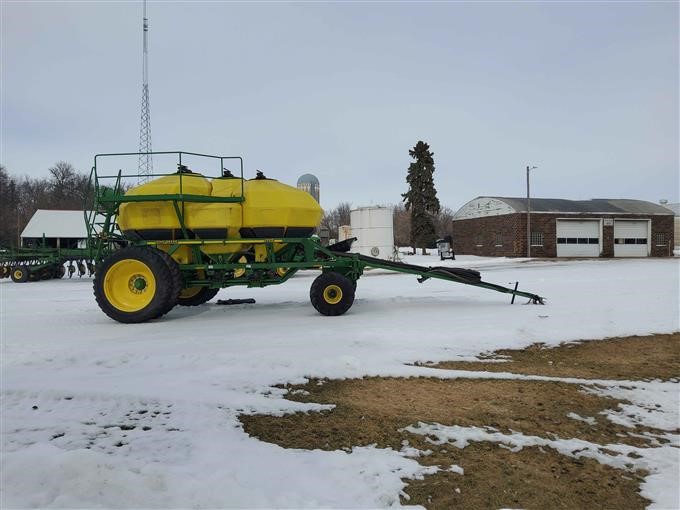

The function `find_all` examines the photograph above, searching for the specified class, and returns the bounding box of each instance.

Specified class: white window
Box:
[530,232,543,246]
[654,233,666,246]
[495,233,503,246]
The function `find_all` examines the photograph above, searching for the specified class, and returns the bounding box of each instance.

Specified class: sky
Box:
[1,1,678,211]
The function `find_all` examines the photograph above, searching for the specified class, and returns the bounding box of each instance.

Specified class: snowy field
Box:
[1,255,679,508]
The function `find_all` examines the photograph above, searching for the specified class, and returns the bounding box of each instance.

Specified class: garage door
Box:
[614,220,648,257]
[556,220,600,257]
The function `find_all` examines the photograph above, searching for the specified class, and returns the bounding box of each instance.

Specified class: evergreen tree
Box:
[402,141,440,254]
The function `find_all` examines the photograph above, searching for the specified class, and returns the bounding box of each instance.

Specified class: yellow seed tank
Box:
[117,172,322,258]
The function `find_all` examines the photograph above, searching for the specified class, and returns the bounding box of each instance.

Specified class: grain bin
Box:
[296,173,320,203]
[350,206,394,259]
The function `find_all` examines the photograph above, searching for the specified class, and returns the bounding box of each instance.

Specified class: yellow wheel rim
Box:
[323,284,343,305]
[234,256,248,278]
[179,287,202,299]
[103,259,156,313]
[13,269,23,280]
[276,267,288,277]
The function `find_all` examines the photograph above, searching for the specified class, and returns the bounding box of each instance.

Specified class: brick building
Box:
[452,197,675,258]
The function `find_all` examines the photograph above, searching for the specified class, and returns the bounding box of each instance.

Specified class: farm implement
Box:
[0,243,97,283]
[87,151,544,323]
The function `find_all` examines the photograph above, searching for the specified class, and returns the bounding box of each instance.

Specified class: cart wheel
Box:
[11,266,30,283]
[0,266,8,278]
[57,265,66,278]
[310,272,355,316]
[93,246,174,323]
[177,287,220,306]
[155,250,182,316]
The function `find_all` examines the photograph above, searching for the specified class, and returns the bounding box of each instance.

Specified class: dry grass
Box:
[240,334,679,509]
[433,333,680,381]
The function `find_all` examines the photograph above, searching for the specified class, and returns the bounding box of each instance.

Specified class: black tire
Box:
[93,246,174,323]
[155,249,182,317]
[10,265,30,283]
[177,287,220,306]
[310,272,355,316]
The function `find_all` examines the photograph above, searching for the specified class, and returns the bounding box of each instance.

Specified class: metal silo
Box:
[297,173,320,203]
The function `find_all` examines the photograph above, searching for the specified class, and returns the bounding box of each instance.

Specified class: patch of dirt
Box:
[433,333,680,381]
[242,377,664,450]
[240,334,678,509]
[405,444,647,510]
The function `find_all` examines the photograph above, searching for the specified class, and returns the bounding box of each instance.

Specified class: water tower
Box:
[297,174,320,203]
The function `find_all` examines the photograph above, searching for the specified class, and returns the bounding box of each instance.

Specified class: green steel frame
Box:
[0,243,96,280]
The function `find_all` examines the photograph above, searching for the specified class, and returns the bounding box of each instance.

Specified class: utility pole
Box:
[526,165,537,257]
[138,0,152,183]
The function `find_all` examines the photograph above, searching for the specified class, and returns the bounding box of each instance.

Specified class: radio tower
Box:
[138,0,152,182]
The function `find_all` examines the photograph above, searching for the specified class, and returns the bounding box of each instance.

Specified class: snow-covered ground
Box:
[1,255,679,508]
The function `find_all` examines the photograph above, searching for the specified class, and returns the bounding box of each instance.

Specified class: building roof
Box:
[662,203,680,215]
[21,210,90,239]
[494,197,674,214]
[454,197,674,220]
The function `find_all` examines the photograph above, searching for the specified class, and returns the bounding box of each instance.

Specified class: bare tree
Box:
[48,161,79,209]
[335,202,351,228]
[320,202,352,240]
[434,206,455,239]
[392,203,411,248]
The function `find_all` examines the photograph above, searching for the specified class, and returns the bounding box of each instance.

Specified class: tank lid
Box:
[249,170,276,181]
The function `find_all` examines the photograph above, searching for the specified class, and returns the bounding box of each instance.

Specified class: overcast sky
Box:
[1,1,678,210]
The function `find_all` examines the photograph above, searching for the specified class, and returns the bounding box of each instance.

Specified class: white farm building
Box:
[20,210,90,249]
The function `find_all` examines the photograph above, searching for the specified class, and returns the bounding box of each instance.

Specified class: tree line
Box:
[0,162,93,247]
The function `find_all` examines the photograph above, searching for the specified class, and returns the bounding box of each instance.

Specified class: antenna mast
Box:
[138,0,152,182]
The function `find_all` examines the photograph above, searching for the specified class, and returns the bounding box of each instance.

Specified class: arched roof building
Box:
[452,197,674,258]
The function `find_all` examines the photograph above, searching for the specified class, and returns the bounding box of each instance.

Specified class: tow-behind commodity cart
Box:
[87,151,544,323]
